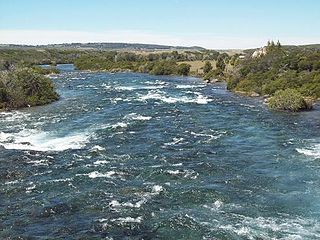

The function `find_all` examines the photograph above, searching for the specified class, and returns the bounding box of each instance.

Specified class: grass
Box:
[178,60,216,74]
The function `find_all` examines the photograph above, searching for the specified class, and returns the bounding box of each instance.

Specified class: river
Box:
[1,64,320,239]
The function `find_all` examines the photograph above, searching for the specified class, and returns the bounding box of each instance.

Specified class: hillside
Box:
[0,42,205,52]
[227,42,320,111]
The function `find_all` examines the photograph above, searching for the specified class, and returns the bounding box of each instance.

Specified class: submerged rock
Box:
[38,203,77,218]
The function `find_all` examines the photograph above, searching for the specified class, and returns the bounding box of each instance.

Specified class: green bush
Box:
[203,61,213,74]
[203,69,223,80]
[150,61,177,75]
[268,89,312,111]
[228,43,320,104]
[0,68,59,109]
[177,63,191,76]
[32,66,60,75]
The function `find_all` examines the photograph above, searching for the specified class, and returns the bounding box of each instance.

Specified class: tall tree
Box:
[216,57,226,72]
[203,61,213,74]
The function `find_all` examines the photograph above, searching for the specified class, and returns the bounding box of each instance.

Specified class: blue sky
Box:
[0,0,319,49]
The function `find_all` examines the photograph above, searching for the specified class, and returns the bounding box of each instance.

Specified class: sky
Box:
[0,0,319,49]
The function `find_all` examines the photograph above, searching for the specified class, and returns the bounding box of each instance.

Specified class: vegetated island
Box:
[0,65,59,110]
[0,41,319,111]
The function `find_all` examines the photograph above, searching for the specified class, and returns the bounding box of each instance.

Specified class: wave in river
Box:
[138,90,212,104]
[0,129,90,151]
[296,143,320,159]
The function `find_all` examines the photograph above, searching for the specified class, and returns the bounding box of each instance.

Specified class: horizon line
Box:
[0,29,319,50]
[1,41,320,51]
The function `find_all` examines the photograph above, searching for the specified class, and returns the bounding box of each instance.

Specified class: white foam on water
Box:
[214,200,223,208]
[91,145,106,151]
[115,85,164,91]
[240,103,256,108]
[26,182,36,193]
[164,137,184,146]
[93,160,109,165]
[138,91,181,103]
[111,216,143,224]
[108,185,164,211]
[216,215,320,239]
[77,170,125,180]
[176,84,205,89]
[141,86,165,90]
[100,122,128,129]
[132,115,152,121]
[101,83,111,90]
[145,80,167,85]
[203,200,224,211]
[296,143,320,159]
[166,170,180,175]
[27,159,51,166]
[138,91,212,105]
[152,185,164,194]
[0,112,13,116]
[165,169,199,179]
[172,163,183,166]
[191,130,224,142]
[0,129,90,152]
[109,199,146,209]
[115,86,136,91]
[5,180,20,185]
[0,132,12,141]
[70,77,86,80]
[87,171,116,179]
[194,94,212,104]
[111,122,128,128]
[124,113,152,121]
[0,111,30,122]
[50,178,72,183]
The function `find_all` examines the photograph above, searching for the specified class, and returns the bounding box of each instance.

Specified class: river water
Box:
[1,64,320,239]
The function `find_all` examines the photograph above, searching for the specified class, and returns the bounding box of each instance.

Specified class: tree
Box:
[268,89,312,111]
[276,40,281,49]
[0,80,9,103]
[270,40,275,48]
[216,56,226,72]
[150,61,177,75]
[177,63,191,76]
[203,61,213,74]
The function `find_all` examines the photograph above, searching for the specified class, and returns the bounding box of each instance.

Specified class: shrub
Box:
[203,61,213,74]
[177,63,191,76]
[203,69,223,81]
[32,66,60,75]
[150,61,177,75]
[268,89,312,111]
[0,68,59,109]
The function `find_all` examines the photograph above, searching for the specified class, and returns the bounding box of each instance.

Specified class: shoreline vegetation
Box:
[0,67,59,110]
[0,41,319,111]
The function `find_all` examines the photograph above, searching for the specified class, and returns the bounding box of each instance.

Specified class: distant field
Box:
[178,60,216,74]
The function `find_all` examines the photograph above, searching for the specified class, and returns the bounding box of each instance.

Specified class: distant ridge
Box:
[0,42,206,51]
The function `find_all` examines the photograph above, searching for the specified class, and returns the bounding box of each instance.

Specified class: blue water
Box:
[1,64,320,239]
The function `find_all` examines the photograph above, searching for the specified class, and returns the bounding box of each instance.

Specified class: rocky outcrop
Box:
[252,47,267,58]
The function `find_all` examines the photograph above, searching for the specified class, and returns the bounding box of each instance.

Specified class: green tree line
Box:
[226,42,320,111]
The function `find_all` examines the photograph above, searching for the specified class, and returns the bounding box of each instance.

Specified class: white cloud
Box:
[0,29,319,49]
